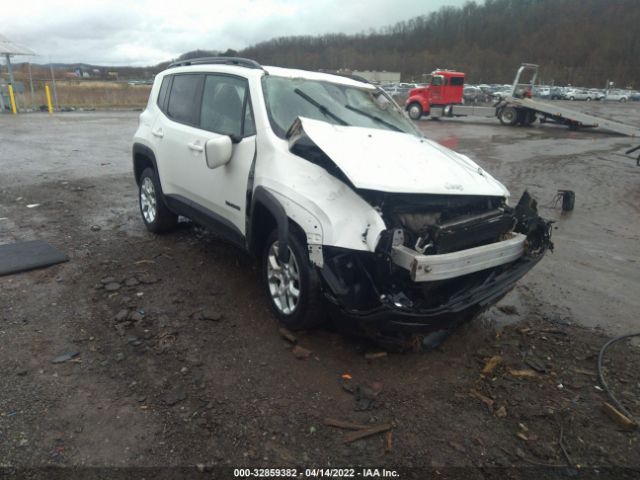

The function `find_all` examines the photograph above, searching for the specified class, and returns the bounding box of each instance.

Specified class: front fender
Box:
[257,179,386,254]
[406,95,430,112]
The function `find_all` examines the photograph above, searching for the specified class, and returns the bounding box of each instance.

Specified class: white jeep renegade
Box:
[133,57,552,348]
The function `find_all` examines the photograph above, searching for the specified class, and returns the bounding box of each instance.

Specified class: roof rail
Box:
[168,57,263,70]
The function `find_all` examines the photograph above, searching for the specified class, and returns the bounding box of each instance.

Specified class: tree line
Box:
[226,0,638,87]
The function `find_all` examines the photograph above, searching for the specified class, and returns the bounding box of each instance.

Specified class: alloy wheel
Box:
[140,176,157,224]
[266,241,301,315]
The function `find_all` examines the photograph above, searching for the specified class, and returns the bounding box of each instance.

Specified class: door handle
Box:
[188,142,204,152]
[151,128,164,138]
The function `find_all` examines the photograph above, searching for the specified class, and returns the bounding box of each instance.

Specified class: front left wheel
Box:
[407,102,423,120]
[261,229,324,330]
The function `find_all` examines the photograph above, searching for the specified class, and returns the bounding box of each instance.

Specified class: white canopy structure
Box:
[0,34,35,56]
[0,34,36,112]
[0,33,35,85]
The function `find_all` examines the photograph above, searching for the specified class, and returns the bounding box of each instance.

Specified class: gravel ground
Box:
[1,105,639,479]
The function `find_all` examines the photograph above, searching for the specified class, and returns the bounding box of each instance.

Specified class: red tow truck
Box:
[403,64,639,137]
[405,69,465,120]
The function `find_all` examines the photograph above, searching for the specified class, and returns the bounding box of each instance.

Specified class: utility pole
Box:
[5,54,16,113]
[0,56,6,112]
[5,53,14,85]
[27,61,35,108]
[49,58,59,109]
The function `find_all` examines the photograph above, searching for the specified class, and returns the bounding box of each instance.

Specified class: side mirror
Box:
[205,136,233,169]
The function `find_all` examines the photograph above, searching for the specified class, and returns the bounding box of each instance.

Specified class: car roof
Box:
[159,63,375,90]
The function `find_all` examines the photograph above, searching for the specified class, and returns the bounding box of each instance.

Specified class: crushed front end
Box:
[319,190,553,349]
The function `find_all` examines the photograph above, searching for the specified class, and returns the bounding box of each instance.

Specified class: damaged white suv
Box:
[133,57,552,348]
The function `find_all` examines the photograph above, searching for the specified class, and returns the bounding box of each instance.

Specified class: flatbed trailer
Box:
[407,64,640,138]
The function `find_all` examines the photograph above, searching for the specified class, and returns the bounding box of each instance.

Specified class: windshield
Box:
[262,76,421,138]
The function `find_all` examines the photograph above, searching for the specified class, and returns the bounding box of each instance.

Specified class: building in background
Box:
[351,70,400,84]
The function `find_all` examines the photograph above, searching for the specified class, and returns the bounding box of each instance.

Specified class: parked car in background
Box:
[549,87,564,100]
[491,89,512,101]
[630,91,640,101]
[534,87,551,99]
[588,89,606,101]
[605,90,630,102]
[463,86,482,103]
[563,89,593,101]
[383,84,412,97]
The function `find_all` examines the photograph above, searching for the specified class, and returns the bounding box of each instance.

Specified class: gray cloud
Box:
[3,0,466,66]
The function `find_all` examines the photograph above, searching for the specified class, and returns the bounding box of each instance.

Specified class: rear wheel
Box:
[138,167,178,233]
[620,98,627,103]
[261,229,324,330]
[569,96,575,101]
[586,97,592,102]
[407,102,423,120]
[499,107,519,126]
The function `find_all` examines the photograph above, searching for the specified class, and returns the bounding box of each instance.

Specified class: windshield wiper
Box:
[293,88,349,126]
[344,105,404,133]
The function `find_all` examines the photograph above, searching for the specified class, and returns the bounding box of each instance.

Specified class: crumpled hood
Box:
[289,117,509,197]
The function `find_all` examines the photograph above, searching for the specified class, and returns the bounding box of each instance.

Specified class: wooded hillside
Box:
[235,0,639,87]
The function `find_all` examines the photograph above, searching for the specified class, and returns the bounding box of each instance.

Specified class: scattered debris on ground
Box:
[292,345,312,359]
[1,111,639,471]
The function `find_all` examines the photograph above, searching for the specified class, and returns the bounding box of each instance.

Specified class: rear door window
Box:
[166,74,203,125]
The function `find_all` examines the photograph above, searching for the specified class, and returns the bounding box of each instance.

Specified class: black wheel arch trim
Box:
[133,144,176,214]
[249,186,290,262]
[132,143,159,185]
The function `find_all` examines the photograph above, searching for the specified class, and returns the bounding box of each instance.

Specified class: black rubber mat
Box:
[0,240,69,276]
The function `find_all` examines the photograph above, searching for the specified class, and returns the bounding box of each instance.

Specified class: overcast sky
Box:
[2,0,467,66]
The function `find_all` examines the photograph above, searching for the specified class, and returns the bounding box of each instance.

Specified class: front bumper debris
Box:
[390,233,526,282]
[324,253,543,334]
[320,191,553,336]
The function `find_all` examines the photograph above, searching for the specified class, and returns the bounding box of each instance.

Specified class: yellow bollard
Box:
[8,84,17,114]
[45,84,53,114]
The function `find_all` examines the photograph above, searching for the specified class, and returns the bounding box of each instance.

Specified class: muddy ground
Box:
[1,104,639,479]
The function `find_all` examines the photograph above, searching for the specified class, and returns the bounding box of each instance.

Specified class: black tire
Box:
[569,96,575,101]
[261,229,324,330]
[620,98,627,103]
[586,97,592,102]
[498,106,519,126]
[407,102,423,120]
[138,167,178,233]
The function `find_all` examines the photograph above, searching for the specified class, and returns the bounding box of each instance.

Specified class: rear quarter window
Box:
[157,76,171,111]
[450,77,464,86]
